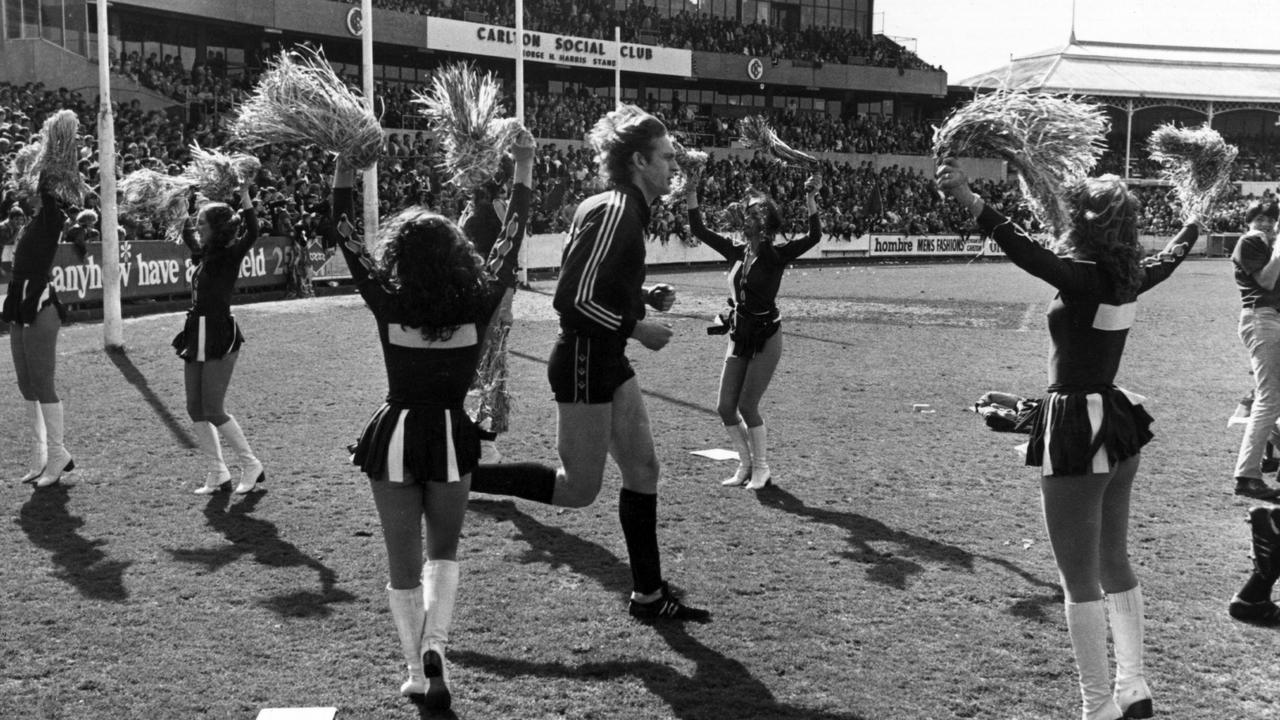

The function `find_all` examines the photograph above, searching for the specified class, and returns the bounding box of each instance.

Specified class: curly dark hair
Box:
[197,202,243,257]
[374,207,488,341]
[1055,175,1143,301]
[587,103,668,186]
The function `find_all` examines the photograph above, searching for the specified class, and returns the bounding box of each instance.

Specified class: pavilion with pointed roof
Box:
[954,34,1280,176]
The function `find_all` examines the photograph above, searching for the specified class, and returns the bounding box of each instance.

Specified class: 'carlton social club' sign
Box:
[426,17,693,77]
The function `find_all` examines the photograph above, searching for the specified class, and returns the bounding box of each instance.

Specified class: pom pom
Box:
[664,138,709,200]
[18,110,90,206]
[466,324,513,433]
[413,62,524,189]
[117,168,197,242]
[232,47,384,170]
[738,115,818,167]
[183,144,261,204]
[1146,123,1238,221]
[932,90,1109,236]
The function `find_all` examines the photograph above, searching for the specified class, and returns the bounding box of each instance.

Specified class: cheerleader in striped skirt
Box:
[177,189,266,495]
[333,131,554,710]
[939,159,1199,720]
[3,188,74,488]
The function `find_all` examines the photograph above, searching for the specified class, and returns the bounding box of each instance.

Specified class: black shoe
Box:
[628,586,711,623]
[1264,457,1280,474]
[1250,506,1280,578]
[1228,595,1280,625]
[1234,477,1280,501]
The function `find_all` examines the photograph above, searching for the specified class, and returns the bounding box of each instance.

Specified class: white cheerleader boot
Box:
[18,400,46,484]
[34,402,75,488]
[421,560,459,711]
[745,424,772,490]
[722,421,752,486]
[387,585,428,696]
[192,421,232,494]
[1067,600,1124,720]
[1107,587,1153,719]
[217,416,265,494]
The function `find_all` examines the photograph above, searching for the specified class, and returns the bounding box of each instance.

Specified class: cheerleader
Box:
[178,187,266,495]
[684,172,823,490]
[938,159,1199,720]
[335,130,552,709]
[3,183,75,487]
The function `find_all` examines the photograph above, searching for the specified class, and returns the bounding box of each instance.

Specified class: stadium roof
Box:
[956,37,1280,110]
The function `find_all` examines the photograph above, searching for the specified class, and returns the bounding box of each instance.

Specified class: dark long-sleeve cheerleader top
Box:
[2,191,69,324]
[187,207,260,317]
[688,208,822,316]
[333,182,529,409]
[977,205,1199,391]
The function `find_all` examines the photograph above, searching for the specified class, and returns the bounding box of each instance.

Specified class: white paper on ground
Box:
[256,709,338,720]
[690,448,740,461]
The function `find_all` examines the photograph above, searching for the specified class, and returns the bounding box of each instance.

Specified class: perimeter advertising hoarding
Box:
[46,238,291,305]
[866,235,1005,257]
[426,17,693,77]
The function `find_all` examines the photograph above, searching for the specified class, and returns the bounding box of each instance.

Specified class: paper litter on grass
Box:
[690,448,740,461]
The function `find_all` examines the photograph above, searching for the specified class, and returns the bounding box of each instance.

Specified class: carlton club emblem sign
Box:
[345,7,363,37]
[746,57,764,80]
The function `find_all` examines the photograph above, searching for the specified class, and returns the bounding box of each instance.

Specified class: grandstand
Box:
[957,35,1280,235]
[2,0,1278,268]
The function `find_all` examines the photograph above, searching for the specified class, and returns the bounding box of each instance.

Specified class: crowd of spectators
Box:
[335,0,939,72]
[4,79,1279,268]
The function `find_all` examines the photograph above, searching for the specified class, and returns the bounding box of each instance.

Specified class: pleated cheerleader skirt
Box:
[349,401,481,484]
[172,311,245,362]
[2,277,66,325]
[1022,386,1153,477]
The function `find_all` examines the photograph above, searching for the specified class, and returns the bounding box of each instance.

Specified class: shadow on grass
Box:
[408,697,458,720]
[755,486,1062,621]
[18,483,132,601]
[167,491,356,617]
[465,500,869,720]
[105,346,197,449]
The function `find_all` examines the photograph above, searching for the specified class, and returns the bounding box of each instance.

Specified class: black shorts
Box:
[547,331,635,404]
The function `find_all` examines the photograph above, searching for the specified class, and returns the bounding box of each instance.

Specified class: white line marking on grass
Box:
[1017,302,1038,332]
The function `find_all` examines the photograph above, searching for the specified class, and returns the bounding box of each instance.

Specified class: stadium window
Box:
[20,0,39,39]
[4,0,20,39]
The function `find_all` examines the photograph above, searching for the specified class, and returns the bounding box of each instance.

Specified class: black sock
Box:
[1238,572,1278,603]
[477,429,498,442]
[469,462,556,504]
[618,488,662,596]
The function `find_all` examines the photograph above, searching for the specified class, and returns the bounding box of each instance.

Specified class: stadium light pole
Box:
[97,0,123,350]
[361,0,378,241]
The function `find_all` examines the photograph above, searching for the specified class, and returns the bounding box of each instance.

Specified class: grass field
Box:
[3,257,1279,720]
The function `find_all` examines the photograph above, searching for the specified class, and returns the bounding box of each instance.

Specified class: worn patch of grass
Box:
[2,258,1279,719]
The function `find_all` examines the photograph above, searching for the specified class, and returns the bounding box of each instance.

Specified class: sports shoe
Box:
[628,586,711,624]
[1228,595,1280,625]
[1234,477,1280,501]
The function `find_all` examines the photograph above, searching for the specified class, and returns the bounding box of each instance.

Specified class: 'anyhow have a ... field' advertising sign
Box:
[426,17,693,77]
[48,238,291,304]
